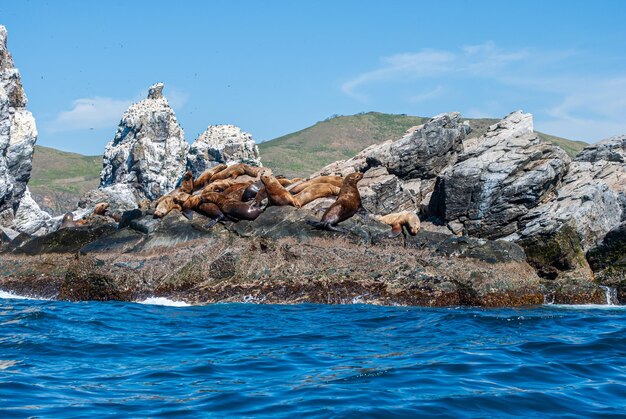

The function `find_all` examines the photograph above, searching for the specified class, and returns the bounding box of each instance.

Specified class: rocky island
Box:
[0,25,624,307]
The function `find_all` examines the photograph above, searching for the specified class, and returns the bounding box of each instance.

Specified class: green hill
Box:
[29,145,101,214]
[259,112,588,177]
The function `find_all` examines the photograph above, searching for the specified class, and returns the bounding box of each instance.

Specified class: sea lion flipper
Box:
[204,218,220,229]
[182,209,194,220]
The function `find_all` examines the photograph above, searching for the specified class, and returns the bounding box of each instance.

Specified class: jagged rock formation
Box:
[429,111,570,239]
[315,113,470,214]
[187,125,262,177]
[0,25,38,217]
[100,83,189,200]
[517,135,625,279]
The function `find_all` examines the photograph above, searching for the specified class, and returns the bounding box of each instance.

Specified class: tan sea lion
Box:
[179,171,194,194]
[307,172,365,232]
[294,183,341,207]
[93,202,110,216]
[276,176,303,187]
[288,176,344,194]
[375,211,421,238]
[260,174,300,208]
[202,178,235,193]
[154,195,182,218]
[193,164,228,190]
[201,192,264,221]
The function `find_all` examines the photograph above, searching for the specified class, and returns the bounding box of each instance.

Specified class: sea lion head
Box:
[345,172,364,184]
[183,171,193,180]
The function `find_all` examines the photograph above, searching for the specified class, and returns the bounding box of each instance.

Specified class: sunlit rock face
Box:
[314,112,470,215]
[100,83,189,200]
[187,124,262,177]
[0,25,38,216]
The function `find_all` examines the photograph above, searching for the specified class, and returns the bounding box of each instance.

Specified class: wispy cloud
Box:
[47,97,132,132]
[341,42,626,142]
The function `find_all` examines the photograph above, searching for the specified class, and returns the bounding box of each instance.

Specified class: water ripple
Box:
[0,298,625,417]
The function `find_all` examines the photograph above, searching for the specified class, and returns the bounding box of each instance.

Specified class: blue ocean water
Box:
[0,293,625,418]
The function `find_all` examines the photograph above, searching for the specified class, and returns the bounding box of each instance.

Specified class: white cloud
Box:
[48,97,132,132]
[341,43,626,142]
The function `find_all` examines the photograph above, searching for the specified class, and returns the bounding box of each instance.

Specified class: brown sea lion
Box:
[288,176,344,194]
[154,195,182,218]
[202,178,235,193]
[196,203,227,227]
[222,181,254,201]
[59,212,77,229]
[276,176,303,187]
[294,183,341,207]
[171,190,191,205]
[179,171,194,194]
[242,179,264,202]
[260,174,300,208]
[93,202,110,216]
[201,192,264,221]
[193,164,228,190]
[307,172,365,232]
[375,211,421,238]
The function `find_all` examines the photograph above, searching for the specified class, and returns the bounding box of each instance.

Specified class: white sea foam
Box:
[0,290,49,301]
[546,304,625,310]
[136,297,191,307]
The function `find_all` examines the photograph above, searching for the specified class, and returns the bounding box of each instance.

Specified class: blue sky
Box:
[2,0,625,155]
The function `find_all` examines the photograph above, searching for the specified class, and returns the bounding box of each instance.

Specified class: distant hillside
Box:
[29,145,101,214]
[259,112,588,177]
[259,113,428,177]
[28,112,588,213]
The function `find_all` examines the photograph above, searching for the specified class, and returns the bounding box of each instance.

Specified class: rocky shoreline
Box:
[0,25,624,307]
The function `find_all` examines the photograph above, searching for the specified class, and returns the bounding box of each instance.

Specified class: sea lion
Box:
[222,181,254,201]
[307,172,365,232]
[260,174,300,208]
[209,163,261,182]
[154,195,182,218]
[242,179,264,202]
[202,178,235,193]
[93,202,110,216]
[288,176,343,194]
[276,176,303,187]
[193,164,227,190]
[201,192,264,221]
[59,212,77,229]
[294,183,341,207]
[375,211,421,238]
[197,202,227,227]
[171,190,191,205]
[179,171,194,194]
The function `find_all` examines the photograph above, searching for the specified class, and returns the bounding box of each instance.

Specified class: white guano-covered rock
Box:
[100,82,189,200]
[187,124,262,177]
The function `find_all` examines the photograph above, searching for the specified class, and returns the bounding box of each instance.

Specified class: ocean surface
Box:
[1,292,625,417]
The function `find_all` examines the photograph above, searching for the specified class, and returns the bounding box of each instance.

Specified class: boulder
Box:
[313,113,470,215]
[0,25,44,226]
[187,124,262,177]
[78,183,145,212]
[100,82,189,200]
[516,135,625,280]
[429,111,570,239]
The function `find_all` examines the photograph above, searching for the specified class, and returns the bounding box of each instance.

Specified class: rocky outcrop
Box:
[0,26,38,216]
[187,124,262,177]
[517,135,625,280]
[0,25,59,238]
[100,83,189,201]
[429,111,570,239]
[78,183,147,212]
[315,113,470,214]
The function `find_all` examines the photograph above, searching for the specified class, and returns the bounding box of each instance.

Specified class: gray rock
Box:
[100,82,189,200]
[519,134,625,249]
[79,183,146,212]
[313,113,470,215]
[0,25,39,216]
[429,111,570,239]
[12,188,58,236]
[129,215,160,235]
[187,125,262,177]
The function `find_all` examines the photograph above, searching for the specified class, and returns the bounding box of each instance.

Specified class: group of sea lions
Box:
[150,163,421,239]
[59,162,421,240]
